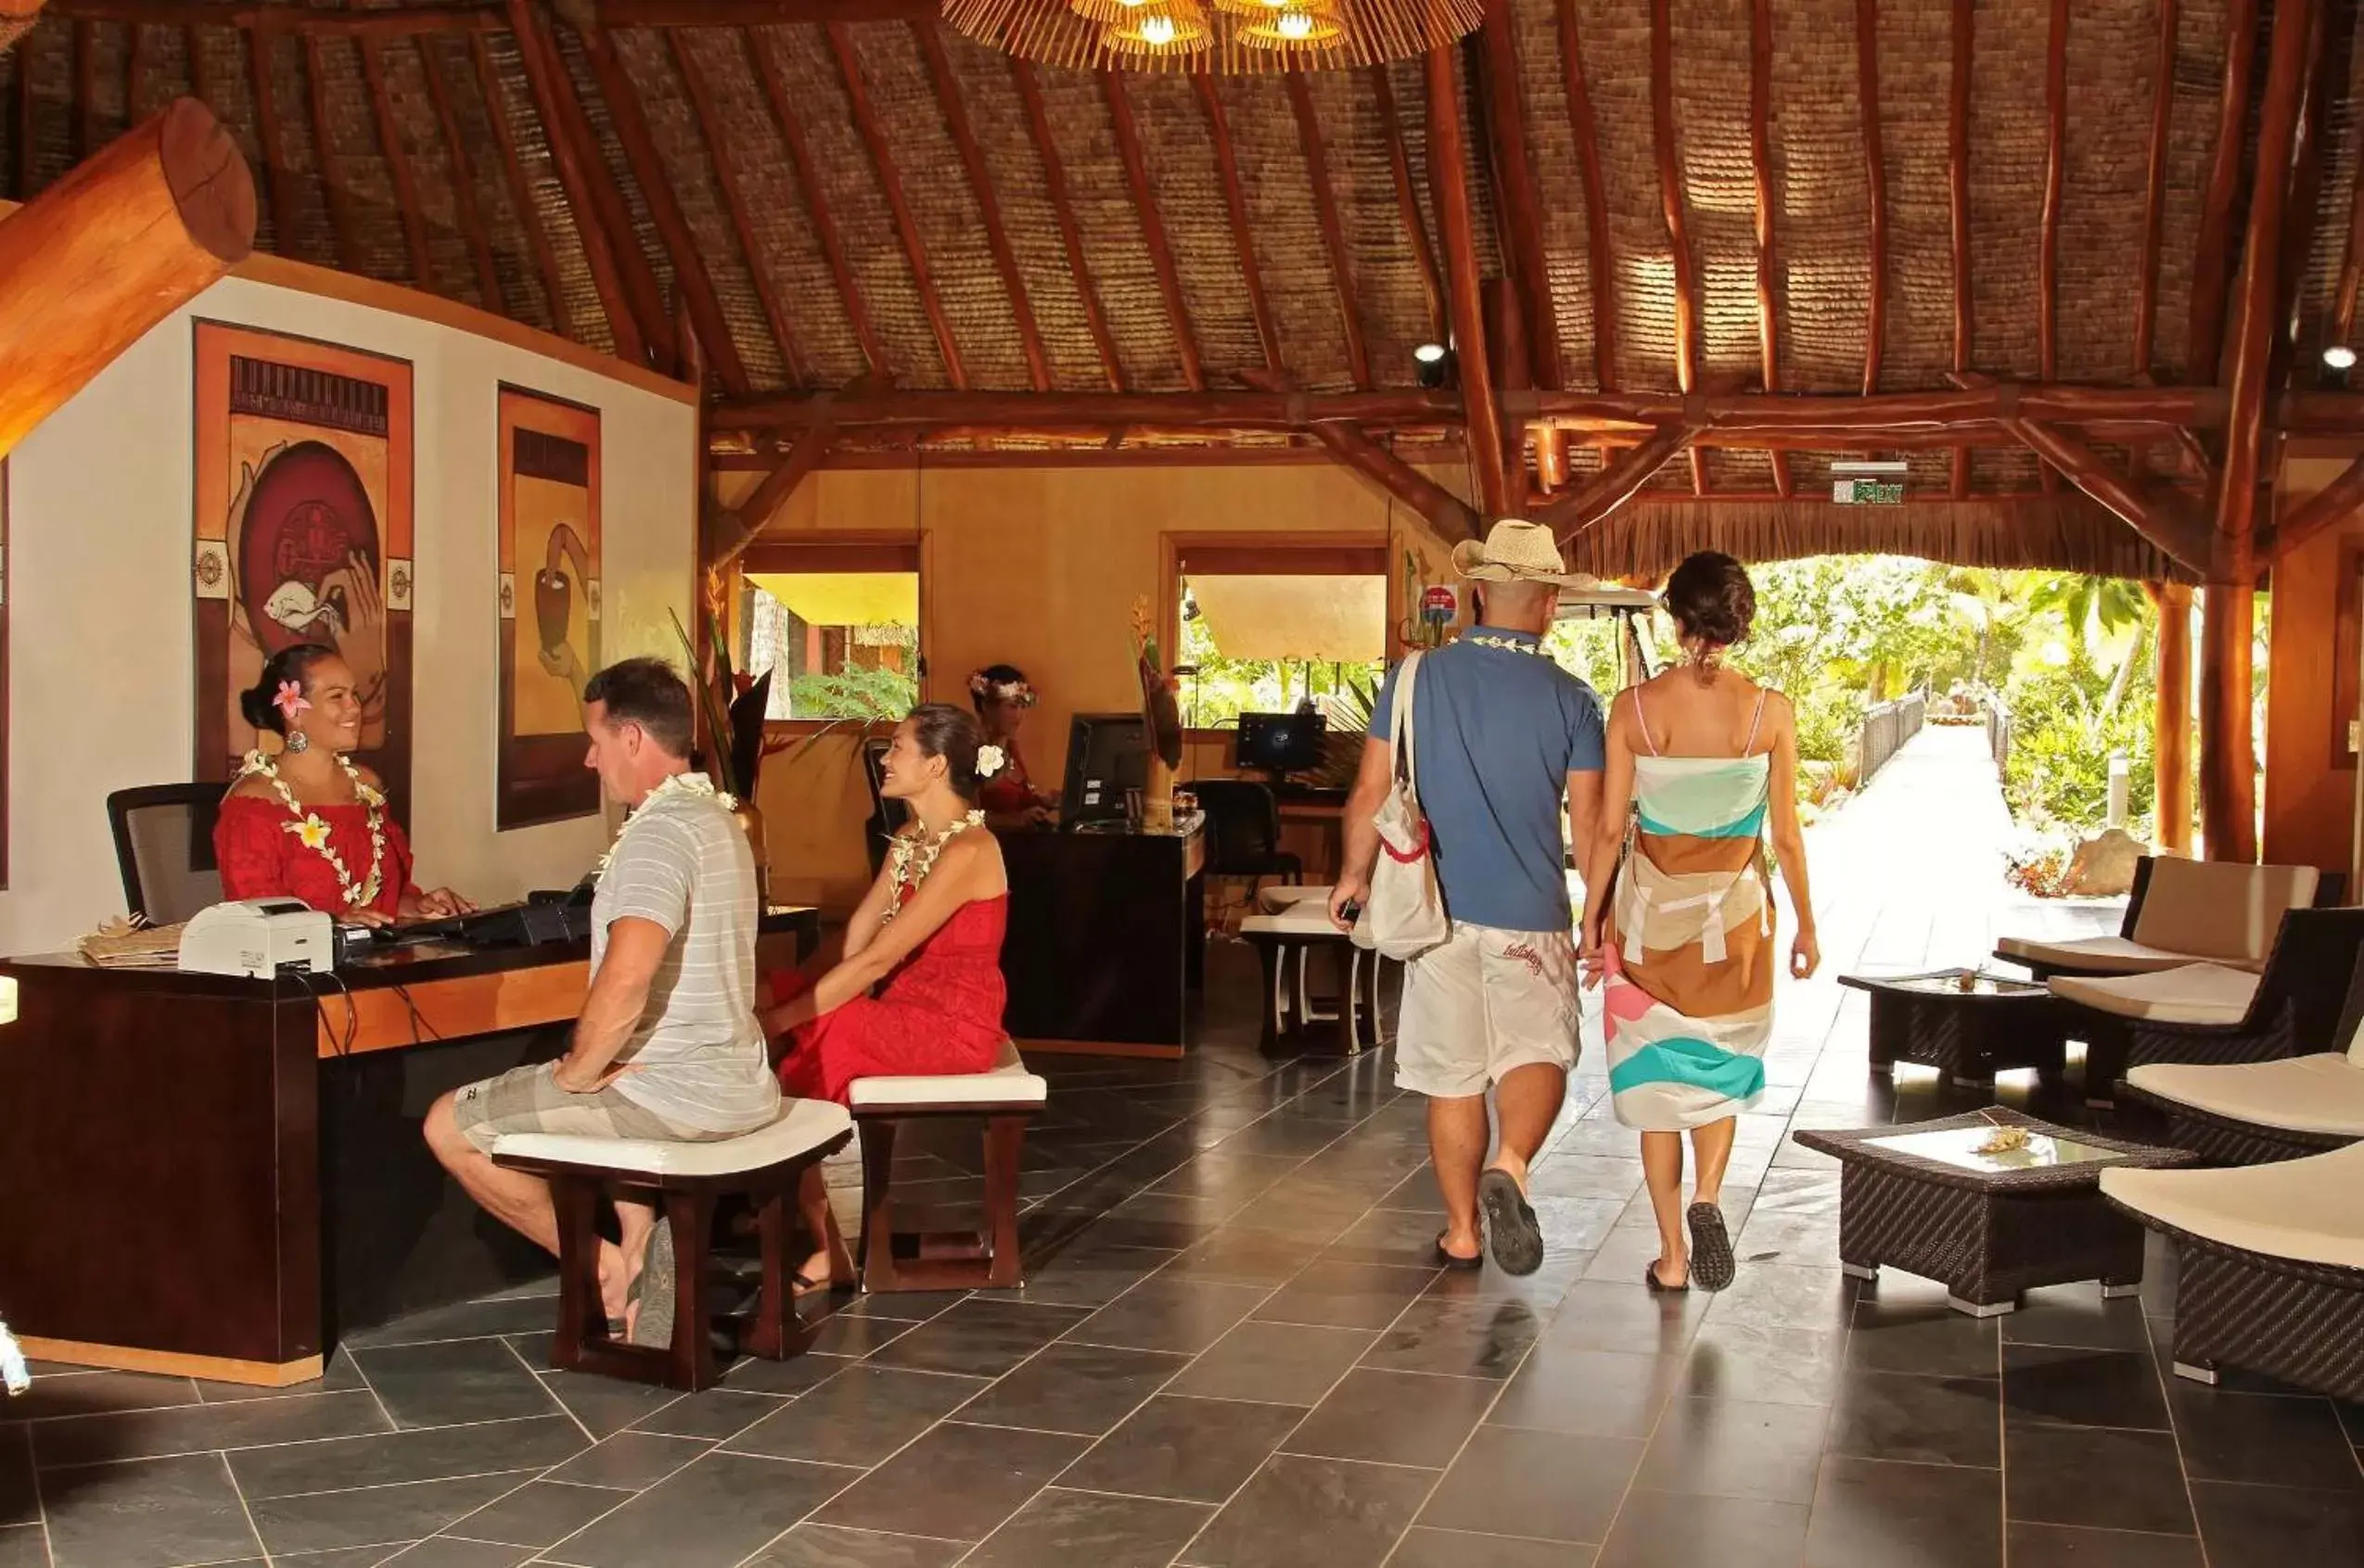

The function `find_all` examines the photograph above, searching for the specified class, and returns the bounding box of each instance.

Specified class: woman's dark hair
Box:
[970,663,1028,713]
[1662,551,1757,649]
[908,702,987,804]
[238,643,339,734]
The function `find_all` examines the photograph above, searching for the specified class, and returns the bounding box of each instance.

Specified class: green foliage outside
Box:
[787,660,917,720]
[1176,598,1384,730]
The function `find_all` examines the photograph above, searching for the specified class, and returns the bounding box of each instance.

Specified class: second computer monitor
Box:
[1234,711,1327,776]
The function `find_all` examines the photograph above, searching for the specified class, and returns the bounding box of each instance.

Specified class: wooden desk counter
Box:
[998,822,1207,1058]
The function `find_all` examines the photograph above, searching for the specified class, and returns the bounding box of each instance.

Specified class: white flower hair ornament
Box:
[967,669,1037,708]
[976,744,1007,779]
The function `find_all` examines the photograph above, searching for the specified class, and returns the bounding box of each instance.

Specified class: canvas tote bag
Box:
[1352,651,1450,959]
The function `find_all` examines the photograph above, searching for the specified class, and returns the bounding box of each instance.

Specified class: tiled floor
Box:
[6,730,2361,1567]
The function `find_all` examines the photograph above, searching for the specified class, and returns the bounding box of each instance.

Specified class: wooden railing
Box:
[1859,693,1927,786]
[1985,697,2012,775]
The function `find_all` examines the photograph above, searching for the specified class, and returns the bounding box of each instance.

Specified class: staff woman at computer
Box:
[213,644,476,924]
[969,664,1058,826]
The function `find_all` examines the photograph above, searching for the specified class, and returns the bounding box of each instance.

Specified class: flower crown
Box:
[968,670,1037,708]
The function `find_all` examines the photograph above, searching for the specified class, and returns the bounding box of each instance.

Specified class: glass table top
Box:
[1864,1124,2130,1176]
[1862,968,2049,998]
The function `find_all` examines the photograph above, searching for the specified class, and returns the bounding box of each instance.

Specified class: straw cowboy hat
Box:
[1450,518,1599,589]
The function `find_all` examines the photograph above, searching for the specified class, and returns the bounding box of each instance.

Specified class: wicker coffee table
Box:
[1838,967,2071,1089]
[1792,1108,2200,1317]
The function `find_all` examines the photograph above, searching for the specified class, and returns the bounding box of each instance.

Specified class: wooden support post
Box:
[1425,45,1508,520]
[0,96,253,460]
[2004,414,2211,575]
[2147,580,2194,855]
[2266,450,2364,559]
[1855,0,1886,397]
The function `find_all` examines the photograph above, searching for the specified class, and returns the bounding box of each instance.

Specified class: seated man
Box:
[424,657,781,1346]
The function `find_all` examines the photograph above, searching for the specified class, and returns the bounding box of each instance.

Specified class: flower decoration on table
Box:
[239,748,386,912]
[969,669,1037,708]
[1973,1111,2032,1156]
[977,744,1007,778]
[881,809,986,924]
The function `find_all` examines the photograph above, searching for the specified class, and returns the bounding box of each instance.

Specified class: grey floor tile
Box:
[1360,1295,1544,1380]
[2003,1523,2205,1568]
[1387,1527,1590,1568]
[1633,1396,1831,1505]
[864,1300,1093,1378]
[1490,1347,1686,1441]
[443,1481,631,1549]
[1846,1303,2002,1381]
[1540,1280,1710,1358]
[228,1415,585,1499]
[1804,1455,2002,1568]
[2000,1287,2155,1352]
[1685,1322,1847,1409]
[1284,1370,1497,1469]
[1700,1264,1859,1332]
[0,1525,46,1568]
[0,1426,38,1528]
[2190,1479,2364,1562]
[2170,1387,2364,1490]
[1161,1228,1325,1288]
[342,1298,558,1349]
[40,1453,262,1568]
[1061,1396,1307,1503]
[1594,1487,1812,1568]
[721,1353,859,1399]
[1253,1261,1435,1331]
[815,1422,1087,1541]
[249,1471,535,1557]
[743,1523,968,1567]
[962,1487,1211,1568]
[727,1365,986,1466]
[1418,1426,1641,1544]
[532,1372,679,1443]
[1182,1453,1438,1568]
[1826,1370,2001,1469]
[952,1343,1188,1437]
[31,1389,392,1470]
[0,1372,198,1422]
[379,1541,532,1567]
[2003,1423,2196,1536]
[2002,1345,2170,1432]
[1062,1279,1271,1356]
[546,1453,860,1568]
[351,1342,560,1431]
[542,1433,711,1491]
[1166,1321,1375,1407]
[625,1388,786,1443]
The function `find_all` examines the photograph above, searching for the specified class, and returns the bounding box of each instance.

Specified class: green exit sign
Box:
[1833,478,1904,504]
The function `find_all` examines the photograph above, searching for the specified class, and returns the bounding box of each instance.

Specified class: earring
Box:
[285,729,311,755]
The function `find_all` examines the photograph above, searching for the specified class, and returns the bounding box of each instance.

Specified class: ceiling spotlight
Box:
[2327,344,2358,371]
[1413,341,1450,389]
[1413,342,1447,363]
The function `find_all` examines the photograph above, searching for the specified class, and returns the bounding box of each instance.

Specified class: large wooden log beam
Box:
[1648,0,1705,494]
[1947,0,1972,496]
[1553,0,1615,391]
[1310,421,1480,542]
[2189,0,2260,387]
[1747,0,1788,498]
[0,96,253,460]
[2134,0,2178,373]
[49,0,932,29]
[2263,449,2364,559]
[0,1,45,53]
[2004,415,2211,574]
[708,419,837,575]
[1535,425,1697,540]
[1476,0,1557,390]
[1426,45,1509,518]
[2147,580,2194,855]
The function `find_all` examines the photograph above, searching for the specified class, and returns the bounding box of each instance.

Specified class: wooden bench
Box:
[492,1100,852,1392]
[850,1043,1048,1293]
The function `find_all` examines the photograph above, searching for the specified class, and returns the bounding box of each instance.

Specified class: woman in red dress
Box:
[214,644,473,923]
[762,702,1011,1293]
[970,664,1058,826]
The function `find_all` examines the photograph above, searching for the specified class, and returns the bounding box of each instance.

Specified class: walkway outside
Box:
[3,727,2358,1568]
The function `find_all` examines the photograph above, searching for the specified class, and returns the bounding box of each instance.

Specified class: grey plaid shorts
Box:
[449,1062,727,1155]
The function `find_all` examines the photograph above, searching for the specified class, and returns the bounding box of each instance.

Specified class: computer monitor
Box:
[1234,711,1328,776]
[1060,712,1150,828]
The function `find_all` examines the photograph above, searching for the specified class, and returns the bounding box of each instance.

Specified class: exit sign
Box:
[1834,478,1904,504]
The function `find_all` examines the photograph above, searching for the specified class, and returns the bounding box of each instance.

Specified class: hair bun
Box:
[238,684,277,731]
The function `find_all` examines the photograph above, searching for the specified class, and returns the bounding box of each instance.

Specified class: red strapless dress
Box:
[978,744,1041,817]
[214,794,417,920]
[772,893,1010,1104]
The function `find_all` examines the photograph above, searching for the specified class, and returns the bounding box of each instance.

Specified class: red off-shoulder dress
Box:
[214,795,419,920]
[770,891,1010,1103]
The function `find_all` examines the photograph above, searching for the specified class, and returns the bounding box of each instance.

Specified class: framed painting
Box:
[192,323,415,821]
[497,386,602,830]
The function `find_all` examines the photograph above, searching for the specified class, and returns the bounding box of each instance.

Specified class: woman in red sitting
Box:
[970,664,1058,826]
[762,702,1010,1294]
[214,644,474,924]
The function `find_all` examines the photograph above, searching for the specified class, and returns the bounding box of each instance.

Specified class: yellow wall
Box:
[742,459,1466,911]
[2264,449,2364,874]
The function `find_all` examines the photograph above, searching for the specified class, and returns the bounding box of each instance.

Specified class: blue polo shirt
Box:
[1371,631,1605,933]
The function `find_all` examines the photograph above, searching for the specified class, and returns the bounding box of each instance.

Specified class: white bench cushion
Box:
[2049,963,2259,1026]
[2125,1054,2364,1140]
[1257,884,1332,914]
[850,1040,1048,1111]
[1995,934,2229,975]
[1240,907,1351,939]
[2129,859,2317,967]
[2100,1141,2364,1272]
[493,1098,851,1178]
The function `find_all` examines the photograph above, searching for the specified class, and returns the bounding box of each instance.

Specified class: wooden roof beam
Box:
[1948,0,1971,496]
[1748,0,1788,498]
[2134,0,2178,374]
[2035,0,2065,491]
[2189,0,2261,387]
[1193,71,1279,371]
[71,19,94,162]
[358,40,431,289]
[301,36,364,275]
[669,31,804,385]
[1648,0,1706,493]
[244,32,302,257]
[1856,0,1886,398]
[2333,105,2364,349]
[469,32,570,337]
[48,0,934,30]
[126,18,148,118]
[1425,45,1509,517]
[709,418,837,574]
[419,39,505,312]
[1476,0,1558,389]
[1011,58,1120,391]
[1536,424,1697,540]
[2265,450,2364,558]
[17,25,39,198]
[575,17,749,394]
[2006,415,2210,574]
[1284,72,1370,389]
[1104,70,1203,392]
[747,28,882,376]
[917,22,1048,391]
[827,21,964,389]
[1369,66,1443,346]
[1311,421,1478,542]
[1553,0,1616,390]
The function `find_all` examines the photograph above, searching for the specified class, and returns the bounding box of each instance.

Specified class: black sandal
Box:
[1686,1203,1736,1292]
[1433,1234,1483,1271]
[629,1227,678,1349]
[1644,1261,1690,1294]
[1477,1168,1544,1277]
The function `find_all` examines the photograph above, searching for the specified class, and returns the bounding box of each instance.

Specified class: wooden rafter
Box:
[1947,0,1972,497]
[183,20,207,107]
[2034,0,2067,491]
[358,41,430,288]
[302,36,363,274]
[1747,0,1788,498]
[2189,0,2260,386]
[2005,414,2209,572]
[916,22,1048,391]
[504,0,660,367]
[2134,0,2178,373]
[575,19,749,394]
[469,32,569,337]
[2335,121,2364,348]
[1552,0,1615,389]
[1369,67,1442,344]
[126,19,148,119]
[1311,420,1478,541]
[1284,72,1370,389]
[1535,424,1697,540]
[1476,0,1557,389]
[1195,71,1278,370]
[667,31,803,386]
[827,21,965,389]
[1010,58,1120,390]
[1647,0,1706,493]
[710,419,837,572]
[244,30,301,258]
[746,28,882,375]
[1424,45,1507,517]
[1103,70,1204,392]
[12,25,32,198]
[1855,0,1886,397]
[2268,451,2364,558]
[71,19,93,161]
[421,38,506,313]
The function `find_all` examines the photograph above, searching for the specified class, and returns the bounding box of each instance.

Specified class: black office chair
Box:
[108,783,229,924]
[1194,779,1302,896]
[860,733,911,876]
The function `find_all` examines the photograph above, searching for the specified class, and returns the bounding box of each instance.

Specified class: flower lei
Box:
[968,670,1037,708]
[239,748,387,912]
[881,809,984,924]
[1463,631,1554,658]
[594,772,736,882]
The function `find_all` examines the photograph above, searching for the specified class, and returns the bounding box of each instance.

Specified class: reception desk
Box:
[0,909,816,1387]
[998,821,1206,1057]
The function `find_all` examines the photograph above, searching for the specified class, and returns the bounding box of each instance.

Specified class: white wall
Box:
[0,268,697,954]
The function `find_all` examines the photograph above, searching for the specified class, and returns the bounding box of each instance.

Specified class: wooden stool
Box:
[1239,906,1392,1057]
[492,1101,852,1392]
[849,1043,1048,1293]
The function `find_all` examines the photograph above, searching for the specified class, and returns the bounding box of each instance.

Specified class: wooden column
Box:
[2198,585,2253,860]
[1424,45,1509,520]
[0,96,253,462]
[2148,580,2194,855]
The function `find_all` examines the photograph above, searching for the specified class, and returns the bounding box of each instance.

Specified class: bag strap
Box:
[1390,651,1423,799]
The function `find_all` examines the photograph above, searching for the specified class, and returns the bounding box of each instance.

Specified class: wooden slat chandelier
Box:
[941,0,1484,71]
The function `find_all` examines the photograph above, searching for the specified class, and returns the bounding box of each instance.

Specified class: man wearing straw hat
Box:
[1331,519,1605,1275]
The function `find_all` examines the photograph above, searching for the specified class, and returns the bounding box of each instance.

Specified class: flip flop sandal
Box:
[1644,1261,1691,1294]
[630,1226,678,1350]
[1476,1168,1544,1277]
[1433,1234,1484,1271]
[1687,1203,1736,1292]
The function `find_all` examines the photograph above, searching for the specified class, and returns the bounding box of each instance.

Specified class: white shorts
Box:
[1394,922,1582,1099]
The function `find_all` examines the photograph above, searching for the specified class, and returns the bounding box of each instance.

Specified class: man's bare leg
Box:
[425,1090,638,1323]
[1427,1092,1488,1261]
[1486,1061,1566,1192]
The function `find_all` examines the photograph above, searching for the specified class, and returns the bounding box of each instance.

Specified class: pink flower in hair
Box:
[274,680,312,721]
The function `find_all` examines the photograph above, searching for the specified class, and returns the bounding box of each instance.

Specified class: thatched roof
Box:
[8,0,2358,567]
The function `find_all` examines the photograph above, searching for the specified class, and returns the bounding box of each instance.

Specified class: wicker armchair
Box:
[1995,855,2333,981]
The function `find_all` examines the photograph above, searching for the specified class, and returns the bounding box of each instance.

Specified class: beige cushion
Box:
[1240,905,1352,939]
[494,1099,850,1178]
[2129,859,2318,967]
[2100,1141,2364,1271]
[1996,934,2218,975]
[2049,963,2260,1026]
[1257,884,1331,914]
[2127,1054,2364,1139]
[849,1040,1047,1110]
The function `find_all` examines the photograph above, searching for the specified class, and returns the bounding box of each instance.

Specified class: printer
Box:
[178,898,336,978]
